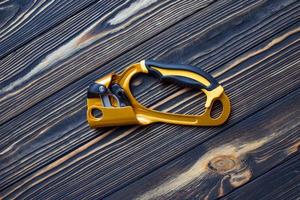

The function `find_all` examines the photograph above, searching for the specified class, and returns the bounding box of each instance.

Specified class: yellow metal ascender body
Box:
[87,60,231,128]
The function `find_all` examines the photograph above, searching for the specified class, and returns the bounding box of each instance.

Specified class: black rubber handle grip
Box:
[144,60,219,91]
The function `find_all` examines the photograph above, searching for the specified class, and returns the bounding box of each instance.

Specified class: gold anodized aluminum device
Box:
[87,60,231,127]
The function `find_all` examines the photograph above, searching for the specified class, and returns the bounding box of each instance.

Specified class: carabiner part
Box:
[87,60,231,127]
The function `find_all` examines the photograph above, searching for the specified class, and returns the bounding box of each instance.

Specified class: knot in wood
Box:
[208,155,238,174]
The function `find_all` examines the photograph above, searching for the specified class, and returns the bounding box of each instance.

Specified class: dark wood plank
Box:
[0,0,217,125]
[106,89,300,200]
[223,153,300,200]
[1,0,274,188]
[0,0,299,198]
[0,0,99,58]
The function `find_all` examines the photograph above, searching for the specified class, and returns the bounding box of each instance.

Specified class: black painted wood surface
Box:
[0,0,299,199]
[0,0,98,58]
[0,0,216,124]
[223,153,300,200]
[107,89,300,200]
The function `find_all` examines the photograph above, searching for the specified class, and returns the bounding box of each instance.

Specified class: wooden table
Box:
[0,0,299,199]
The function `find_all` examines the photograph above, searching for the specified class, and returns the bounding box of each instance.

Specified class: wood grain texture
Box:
[107,89,300,200]
[0,0,299,198]
[0,0,99,58]
[0,0,217,125]
[223,153,300,200]
[0,0,273,189]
